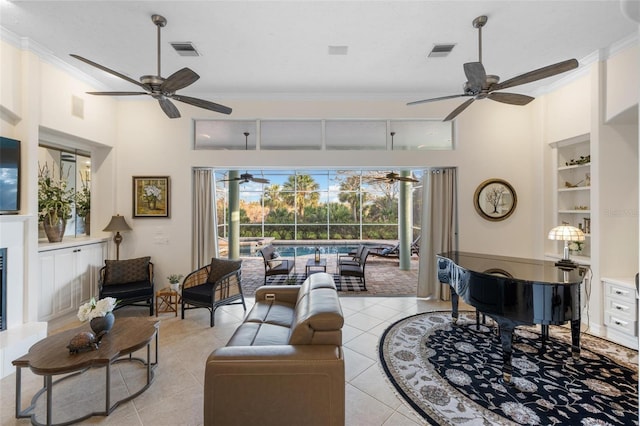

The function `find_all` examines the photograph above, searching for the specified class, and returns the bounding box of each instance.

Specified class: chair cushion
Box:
[100,280,152,298]
[207,258,242,284]
[103,257,150,285]
[183,282,215,304]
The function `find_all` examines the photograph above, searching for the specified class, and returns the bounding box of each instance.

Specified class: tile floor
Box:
[0,294,456,425]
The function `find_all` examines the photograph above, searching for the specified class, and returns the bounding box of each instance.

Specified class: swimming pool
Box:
[241,242,363,257]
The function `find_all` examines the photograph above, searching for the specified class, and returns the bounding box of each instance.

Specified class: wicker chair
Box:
[181,258,246,327]
[99,257,155,315]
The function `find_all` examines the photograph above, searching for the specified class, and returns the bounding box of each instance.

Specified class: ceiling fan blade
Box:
[86,91,148,96]
[172,95,232,115]
[492,58,579,91]
[488,92,535,106]
[444,98,475,121]
[407,94,468,106]
[463,62,486,92]
[158,98,181,119]
[251,178,270,184]
[70,54,149,90]
[161,68,200,93]
[220,177,241,182]
[396,176,419,183]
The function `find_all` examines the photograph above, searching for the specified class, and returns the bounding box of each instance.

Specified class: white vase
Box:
[169,283,180,292]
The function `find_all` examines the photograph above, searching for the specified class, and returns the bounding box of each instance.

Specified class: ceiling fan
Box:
[370,172,419,184]
[407,15,579,121]
[220,133,270,184]
[70,14,232,119]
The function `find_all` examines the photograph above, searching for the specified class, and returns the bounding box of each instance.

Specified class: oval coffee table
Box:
[13,317,159,426]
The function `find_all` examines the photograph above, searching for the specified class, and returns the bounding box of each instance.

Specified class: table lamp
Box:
[547,224,585,270]
[103,214,132,260]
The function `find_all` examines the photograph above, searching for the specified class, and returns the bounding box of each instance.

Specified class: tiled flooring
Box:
[0,255,451,425]
[0,295,457,425]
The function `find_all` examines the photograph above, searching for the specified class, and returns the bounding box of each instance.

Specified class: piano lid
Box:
[437,251,583,285]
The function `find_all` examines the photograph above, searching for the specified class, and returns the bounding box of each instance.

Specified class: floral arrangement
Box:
[38,162,74,224]
[569,241,583,253]
[167,274,183,284]
[143,185,162,202]
[77,297,117,322]
[75,170,91,218]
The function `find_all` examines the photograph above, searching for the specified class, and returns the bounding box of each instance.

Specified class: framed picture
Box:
[473,178,517,221]
[133,176,170,218]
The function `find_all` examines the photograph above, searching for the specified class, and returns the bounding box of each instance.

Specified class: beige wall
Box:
[606,43,639,121]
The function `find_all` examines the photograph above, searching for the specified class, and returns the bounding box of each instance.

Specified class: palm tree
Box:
[282,174,319,218]
[337,174,362,223]
[262,184,284,211]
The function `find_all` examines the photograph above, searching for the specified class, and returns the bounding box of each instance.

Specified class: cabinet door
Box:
[38,252,56,320]
[53,248,77,317]
[75,242,106,304]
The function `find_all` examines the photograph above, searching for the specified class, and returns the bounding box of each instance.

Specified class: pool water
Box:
[244,244,358,257]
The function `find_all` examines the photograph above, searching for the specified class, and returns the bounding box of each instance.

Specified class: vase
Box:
[148,199,157,210]
[84,212,91,236]
[169,283,180,292]
[90,312,115,336]
[43,216,66,243]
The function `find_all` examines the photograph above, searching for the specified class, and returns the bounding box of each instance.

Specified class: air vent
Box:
[170,42,200,57]
[328,45,349,55]
[428,44,456,58]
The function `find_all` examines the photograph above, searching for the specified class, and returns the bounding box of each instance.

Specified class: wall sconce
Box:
[547,224,585,270]
[103,214,132,260]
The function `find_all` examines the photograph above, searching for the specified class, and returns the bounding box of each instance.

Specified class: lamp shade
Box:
[547,224,585,242]
[103,214,132,232]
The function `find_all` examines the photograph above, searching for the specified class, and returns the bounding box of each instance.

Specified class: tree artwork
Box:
[485,185,506,214]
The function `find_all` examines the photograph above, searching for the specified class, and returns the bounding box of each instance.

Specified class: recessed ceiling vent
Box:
[428,44,456,58]
[170,42,200,57]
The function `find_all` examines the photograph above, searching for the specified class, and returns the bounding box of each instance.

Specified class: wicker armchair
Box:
[181,258,246,327]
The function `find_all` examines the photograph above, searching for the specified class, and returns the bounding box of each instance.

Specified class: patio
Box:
[237,251,420,297]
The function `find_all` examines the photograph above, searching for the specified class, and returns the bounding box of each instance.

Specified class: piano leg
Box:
[498,324,516,384]
[570,319,581,360]
[541,324,549,350]
[450,287,459,324]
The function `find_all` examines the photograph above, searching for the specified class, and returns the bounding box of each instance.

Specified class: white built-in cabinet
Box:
[38,239,107,321]
[602,277,638,349]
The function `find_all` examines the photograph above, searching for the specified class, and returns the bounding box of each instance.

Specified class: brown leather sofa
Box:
[204,272,345,426]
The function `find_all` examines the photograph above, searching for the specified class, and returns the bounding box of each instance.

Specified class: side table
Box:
[305,258,327,278]
[156,288,180,317]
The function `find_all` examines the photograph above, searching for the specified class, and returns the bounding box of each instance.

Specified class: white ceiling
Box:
[1,1,638,106]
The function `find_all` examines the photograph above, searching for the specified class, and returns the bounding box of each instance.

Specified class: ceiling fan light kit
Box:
[408,15,579,122]
[70,14,232,119]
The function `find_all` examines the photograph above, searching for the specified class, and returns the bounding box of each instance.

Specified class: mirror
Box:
[38,145,91,240]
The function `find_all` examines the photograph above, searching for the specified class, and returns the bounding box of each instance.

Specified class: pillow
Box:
[271,251,280,259]
[103,256,151,285]
[207,258,242,284]
[267,259,282,269]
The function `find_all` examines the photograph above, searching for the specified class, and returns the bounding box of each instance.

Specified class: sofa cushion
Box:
[244,300,296,328]
[227,322,291,346]
[103,257,150,285]
[289,288,343,345]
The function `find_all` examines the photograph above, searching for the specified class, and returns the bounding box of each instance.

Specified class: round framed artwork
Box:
[473,178,517,221]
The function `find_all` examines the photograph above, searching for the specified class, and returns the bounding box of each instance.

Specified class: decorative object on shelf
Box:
[569,241,583,254]
[585,173,590,186]
[38,162,73,242]
[167,273,183,292]
[583,217,591,234]
[76,170,91,235]
[547,224,586,270]
[77,297,118,336]
[67,331,101,354]
[133,176,170,217]
[564,180,584,188]
[574,205,589,210]
[473,178,517,221]
[565,155,590,166]
[102,214,132,260]
[315,247,321,262]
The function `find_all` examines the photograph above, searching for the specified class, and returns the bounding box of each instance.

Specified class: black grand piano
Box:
[437,251,584,383]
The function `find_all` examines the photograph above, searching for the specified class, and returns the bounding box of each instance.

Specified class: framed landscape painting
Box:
[133,176,170,218]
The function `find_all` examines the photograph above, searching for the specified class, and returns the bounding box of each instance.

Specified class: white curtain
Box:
[192,169,218,270]
[417,168,457,298]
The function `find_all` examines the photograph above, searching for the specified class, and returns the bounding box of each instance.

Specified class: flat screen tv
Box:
[0,137,21,214]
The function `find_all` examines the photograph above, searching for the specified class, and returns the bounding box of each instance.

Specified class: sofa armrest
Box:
[205,345,344,426]
[255,285,301,304]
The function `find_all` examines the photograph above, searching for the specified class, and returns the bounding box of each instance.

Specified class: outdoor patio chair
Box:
[99,256,155,315]
[181,258,246,327]
[259,245,295,285]
[337,244,366,270]
[338,247,370,290]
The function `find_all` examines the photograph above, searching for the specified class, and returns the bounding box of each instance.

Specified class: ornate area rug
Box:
[379,311,638,425]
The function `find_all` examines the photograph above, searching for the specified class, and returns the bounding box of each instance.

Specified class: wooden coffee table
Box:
[13,317,159,426]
